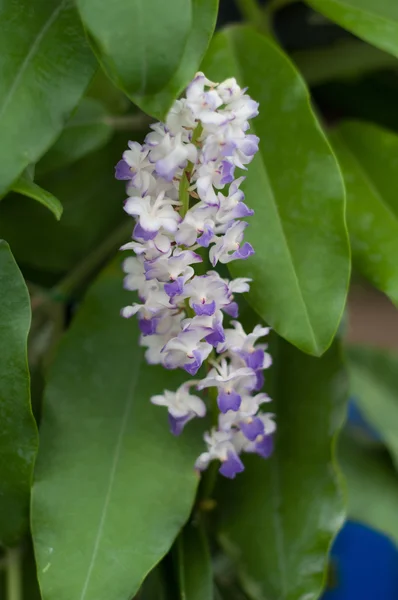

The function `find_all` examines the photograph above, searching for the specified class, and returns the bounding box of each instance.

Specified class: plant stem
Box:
[236,0,272,34]
[179,124,203,218]
[52,220,132,301]
[6,547,22,600]
[266,0,297,16]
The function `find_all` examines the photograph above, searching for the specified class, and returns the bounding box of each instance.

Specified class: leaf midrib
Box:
[79,354,143,600]
[226,32,320,354]
[0,0,68,122]
[312,0,398,26]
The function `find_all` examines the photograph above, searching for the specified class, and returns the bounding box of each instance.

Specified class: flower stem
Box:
[179,124,203,218]
[6,547,22,600]
[52,220,132,301]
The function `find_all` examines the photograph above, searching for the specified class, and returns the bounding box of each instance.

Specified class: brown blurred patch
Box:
[347,283,398,351]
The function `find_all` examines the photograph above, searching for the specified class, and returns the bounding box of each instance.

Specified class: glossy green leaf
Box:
[37,98,113,175]
[0,133,130,275]
[330,121,398,306]
[32,260,204,600]
[202,26,350,356]
[11,171,63,220]
[292,40,397,86]
[77,0,192,101]
[0,0,96,196]
[306,0,398,60]
[177,522,213,600]
[0,241,38,544]
[347,345,398,470]
[216,336,348,600]
[133,0,219,120]
[339,435,398,545]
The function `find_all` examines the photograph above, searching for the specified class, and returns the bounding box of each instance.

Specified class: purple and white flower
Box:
[116,72,275,479]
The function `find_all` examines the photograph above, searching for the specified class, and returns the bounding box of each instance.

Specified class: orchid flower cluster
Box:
[115,72,276,479]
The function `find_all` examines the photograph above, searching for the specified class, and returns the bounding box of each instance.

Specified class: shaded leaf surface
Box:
[330,121,398,306]
[217,336,348,600]
[37,98,113,175]
[0,133,131,275]
[77,0,191,100]
[306,0,398,60]
[202,26,349,356]
[134,0,219,120]
[0,0,96,196]
[339,435,398,545]
[347,345,398,470]
[177,522,213,600]
[32,260,204,600]
[0,241,38,544]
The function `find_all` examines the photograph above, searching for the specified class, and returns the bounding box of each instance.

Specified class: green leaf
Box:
[31,259,204,600]
[37,98,113,175]
[0,0,97,196]
[0,133,130,275]
[347,345,398,470]
[133,0,219,120]
[216,336,348,600]
[339,435,398,545]
[292,40,397,86]
[330,121,398,306]
[201,26,350,356]
[0,240,38,544]
[77,0,195,105]
[306,0,398,60]
[177,522,213,600]
[11,171,63,220]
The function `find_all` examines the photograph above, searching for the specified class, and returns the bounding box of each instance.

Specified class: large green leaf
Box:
[347,346,398,470]
[177,522,213,600]
[0,0,96,196]
[0,241,38,544]
[306,0,398,60]
[216,336,348,600]
[339,435,398,545]
[31,260,204,600]
[0,133,130,275]
[202,26,350,356]
[11,171,63,220]
[77,0,196,106]
[133,0,219,120]
[330,121,398,306]
[37,98,113,175]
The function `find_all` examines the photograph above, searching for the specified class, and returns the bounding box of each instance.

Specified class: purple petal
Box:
[133,222,157,240]
[168,413,191,436]
[205,322,225,347]
[197,224,214,248]
[220,161,235,184]
[242,349,265,370]
[241,135,259,156]
[234,202,254,219]
[233,242,254,260]
[223,301,239,318]
[255,434,274,459]
[219,451,245,479]
[217,389,242,413]
[193,300,216,316]
[139,317,158,336]
[183,349,205,376]
[254,370,264,391]
[164,277,184,298]
[239,417,264,441]
[115,159,132,180]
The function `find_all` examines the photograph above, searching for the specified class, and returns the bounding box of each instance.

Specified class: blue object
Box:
[347,399,382,442]
[323,521,398,600]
